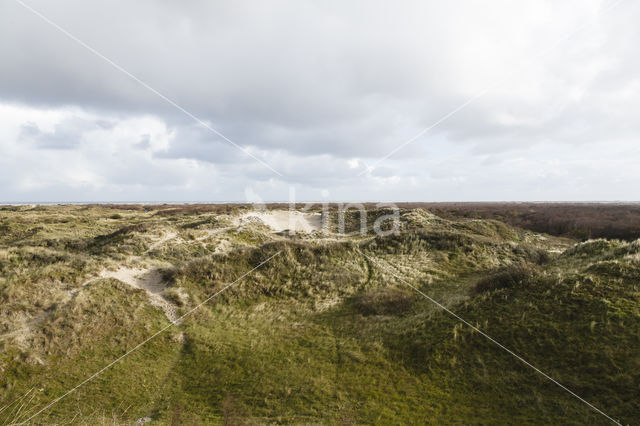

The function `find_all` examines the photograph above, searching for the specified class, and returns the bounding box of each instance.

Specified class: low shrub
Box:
[564,239,621,257]
[511,245,551,265]
[471,264,537,295]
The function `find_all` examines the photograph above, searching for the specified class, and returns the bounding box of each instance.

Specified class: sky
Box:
[1,0,639,202]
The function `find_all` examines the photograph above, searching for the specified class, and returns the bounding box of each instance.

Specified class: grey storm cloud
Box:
[19,117,115,150]
[134,134,152,150]
[1,0,639,201]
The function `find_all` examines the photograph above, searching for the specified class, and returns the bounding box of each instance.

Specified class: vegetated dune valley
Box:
[0,203,639,425]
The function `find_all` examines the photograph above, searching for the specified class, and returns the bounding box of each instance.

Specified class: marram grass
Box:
[0,205,637,424]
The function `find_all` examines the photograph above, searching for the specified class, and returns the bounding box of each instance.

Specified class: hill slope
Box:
[0,205,637,424]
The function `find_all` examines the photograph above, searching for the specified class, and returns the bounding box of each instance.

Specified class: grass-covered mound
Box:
[0,205,637,424]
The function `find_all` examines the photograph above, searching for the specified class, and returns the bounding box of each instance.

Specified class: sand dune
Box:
[240,210,322,233]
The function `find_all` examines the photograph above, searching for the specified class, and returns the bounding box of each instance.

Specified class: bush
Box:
[471,264,536,295]
[409,202,640,241]
[353,287,414,316]
[512,245,551,265]
[564,239,620,257]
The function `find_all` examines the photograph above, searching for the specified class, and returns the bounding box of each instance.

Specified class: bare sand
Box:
[240,210,322,233]
[99,267,179,323]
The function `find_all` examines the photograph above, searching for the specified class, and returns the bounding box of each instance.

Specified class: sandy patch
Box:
[0,311,48,349]
[196,226,232,241]
[100,267,166,294]
[213,239,232,254]
[240,210,322,233]
[99,267,179,323]
[146,231,178,253]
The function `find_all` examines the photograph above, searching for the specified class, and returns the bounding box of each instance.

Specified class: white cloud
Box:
[0,0,639,201]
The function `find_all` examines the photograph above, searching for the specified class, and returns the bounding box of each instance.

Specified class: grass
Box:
[470,263,539,295]
[0,204,638,423]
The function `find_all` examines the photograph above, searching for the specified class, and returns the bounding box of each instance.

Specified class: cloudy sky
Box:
[1,0,639,202]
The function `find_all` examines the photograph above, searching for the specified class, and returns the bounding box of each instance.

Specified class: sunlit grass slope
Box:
[0,205,637,424]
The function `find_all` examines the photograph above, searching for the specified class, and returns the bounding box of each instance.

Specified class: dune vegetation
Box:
[0,204,638,424]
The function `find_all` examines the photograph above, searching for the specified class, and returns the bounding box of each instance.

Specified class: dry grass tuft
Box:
[471,264,538,295]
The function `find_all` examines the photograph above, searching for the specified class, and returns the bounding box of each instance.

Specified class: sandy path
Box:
[2,266,179,345]
[99,267,179,323]
[195,226,232,241]
[145,231,178,253]
[5,226,237,342]
[2,230,199,345]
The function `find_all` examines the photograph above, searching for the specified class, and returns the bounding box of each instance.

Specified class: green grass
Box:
[0,205,638,424]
